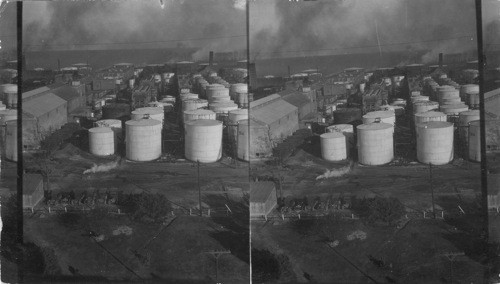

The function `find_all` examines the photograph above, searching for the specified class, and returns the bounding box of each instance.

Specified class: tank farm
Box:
[86,65,250,164]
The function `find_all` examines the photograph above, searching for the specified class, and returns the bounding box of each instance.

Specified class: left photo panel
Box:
[16,0,249,283]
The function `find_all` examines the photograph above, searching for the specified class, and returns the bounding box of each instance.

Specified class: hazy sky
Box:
[250,0,479,62]
[23,0,246,60]
[0,2,17,53]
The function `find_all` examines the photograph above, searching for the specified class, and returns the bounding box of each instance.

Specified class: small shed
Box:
[250,182,277,218]
[23,173,44,209]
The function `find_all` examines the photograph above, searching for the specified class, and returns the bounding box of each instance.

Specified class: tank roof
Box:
[416,121,453,128]
[357,122,393,130]
[459,110,480,116]
[320,132,344,139]
[415,111,446,118]
[132,107,163,115]
[89,127,113,133]
[185,119,222,126]
[363,111,394,119]
[126,118,161,126]
[184,109,215,115]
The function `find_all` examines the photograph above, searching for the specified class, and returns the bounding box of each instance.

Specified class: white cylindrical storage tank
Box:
[96,119,122,146]
[89,127,115,156]
[414,111,447,126]
[458,110,480,146]
[0,103,6,111]
[209,102,238,115]
[437,88,460,104]
[416,121,454,165]
[131,107,164,126]
[125,119,162,161]
[182,99,208,112]
[413,101,439,114]
[467,92,480,108]
[228,109,249,142]
[180,93,198,101]
[2,84,17,108]
[460,84,479,100]
[362,111,396,126]
[184,119,223,163]
[230,83,248,99]
[326,124,354,154]
[439,104,469,116]
[183,109,217,123]
[468,120,481,162]
[5,120,17,161]
[357,123,394,165]
[320,132,347,161]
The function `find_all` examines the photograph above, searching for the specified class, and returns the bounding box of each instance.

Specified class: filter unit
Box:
[468,120,481,162]
[416,121,454,165]
[89,127,115,156]
[184,119,223,163]
[320,132,347,161]
[357,123,394,165]
[362,111,396,126]
[125,119,162,161]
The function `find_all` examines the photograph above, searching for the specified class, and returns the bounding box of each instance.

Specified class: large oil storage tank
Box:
[5,120,17,161]
[414,111,447,126]
[1,84,17,108]
[89,127,115,156]
[362,111,395,126]
[228,109,248,143]
[125,119,162,161]
[357,123,394,165]
[437,88,460,104]
[326,124,354,154]
[131,107,164,126]
[102,103,131,119]
[0,109,17,125]
[182,99,208,112]
[333,108,362,124]
[184,119,223,163]
[183,109,216,123]
[416,121,454,165]
[320,132,347,161]
[458,110,480,145]
[237,119,272,161]
[96,119,123,146]
[413,101,439,114]
[468,120,481,162]
[230,83,248,99]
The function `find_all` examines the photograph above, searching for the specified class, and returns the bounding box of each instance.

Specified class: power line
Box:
[23,34,247,48]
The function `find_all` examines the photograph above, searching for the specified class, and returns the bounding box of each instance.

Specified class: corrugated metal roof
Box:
[280,92,311,108]
[250,182,275,203]
[250,96,297,126]
[23,93,66,118]
[51,86,80,102]
[250,93,281,109]
[22,86,51,100]
[23,173,43,195]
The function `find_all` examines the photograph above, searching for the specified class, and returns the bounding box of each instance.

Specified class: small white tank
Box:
[228,109,249,143]
[357,123,394,165]
[460,84,479,100]
[362,111,396,126]
[438,89,460,104]
[0,103,6,111]
[468,120,481,162]
[326,124,354,154]
[458,110,480,145]
[125,119,162,161]
[467,92,480,108]
[184,119,223,163]
[131,107,164,126]
[96,119,122,147]
[414,111,447,126]
[320,132,347,161]
[128,78,135,89]
[5,120,17,161]
[89,127,115,156]
[183,109,216,123]
[209,102,238,115]
[416,121,454,165]
[230,83,248,99]
[413,101,439,114]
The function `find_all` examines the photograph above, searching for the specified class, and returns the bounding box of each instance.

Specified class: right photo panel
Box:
[249,0,488,283]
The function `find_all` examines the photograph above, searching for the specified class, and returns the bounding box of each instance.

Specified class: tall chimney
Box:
[209,51,214,67]
[438,53,443,68]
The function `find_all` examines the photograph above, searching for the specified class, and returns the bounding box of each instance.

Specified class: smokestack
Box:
[438,53,443,68]
[209,51,214,67]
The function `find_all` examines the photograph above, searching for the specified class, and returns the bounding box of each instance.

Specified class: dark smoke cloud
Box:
[0,2,18,52]
[250,0,477,63]
[23,0,246,60]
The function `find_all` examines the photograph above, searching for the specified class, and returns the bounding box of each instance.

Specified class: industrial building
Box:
[278,89,316,127]
[23,173,45,210]
[250,182,277,218]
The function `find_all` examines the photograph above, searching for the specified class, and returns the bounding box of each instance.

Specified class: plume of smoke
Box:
[316,160,354,180]
[83,160,119,175]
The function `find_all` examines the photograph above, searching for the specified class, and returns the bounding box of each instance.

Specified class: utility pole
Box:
[206,250,231,281]
[198,160,202,217]
[441,252,465,284]
[429,163,436,219]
